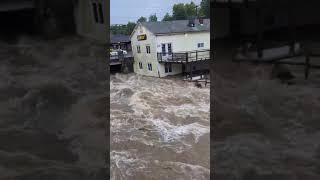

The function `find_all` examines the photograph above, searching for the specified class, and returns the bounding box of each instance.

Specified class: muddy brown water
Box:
[0,36,107,179]
[110,73,210,180]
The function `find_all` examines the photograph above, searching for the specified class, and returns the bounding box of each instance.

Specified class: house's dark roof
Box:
[141,19,210,35]
[110,34,130,44]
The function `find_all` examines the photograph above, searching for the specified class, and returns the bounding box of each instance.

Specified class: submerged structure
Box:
[0,0,107,43]
[212,0,320,79]
[130,19,210,78]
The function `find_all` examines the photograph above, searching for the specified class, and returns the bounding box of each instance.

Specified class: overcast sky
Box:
[111,0,202,25]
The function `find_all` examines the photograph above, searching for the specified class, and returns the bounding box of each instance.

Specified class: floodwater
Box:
[110,73,210,180]
[0,36,107,179]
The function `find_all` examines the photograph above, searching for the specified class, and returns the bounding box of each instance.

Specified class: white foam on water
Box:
[163,161,210,180]
[110,74,210,178]
[111,150,148,177]
[151,118,210,143]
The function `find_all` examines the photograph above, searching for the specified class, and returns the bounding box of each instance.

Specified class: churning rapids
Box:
[110,73,210,180]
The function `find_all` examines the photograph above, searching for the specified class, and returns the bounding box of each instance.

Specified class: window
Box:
[98,3,104,24]
[168,43,172,55]
[92,3,99,23]
[161,44,166,55]
[92,2,104,24]
[139,62,143,69]
[137,46,141,53]
[165,63,172,73]
[265,15,275,26]
[146,45,151,54]
[147,63,153,71]
[198,43,204,48]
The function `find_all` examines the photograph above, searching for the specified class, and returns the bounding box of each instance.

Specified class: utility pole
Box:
[195,5,199,18]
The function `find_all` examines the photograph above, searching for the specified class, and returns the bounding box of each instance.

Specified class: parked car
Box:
[110,49,127,56]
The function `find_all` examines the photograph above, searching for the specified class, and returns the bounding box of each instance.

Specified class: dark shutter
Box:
[98,3,104,24]
[92,3,99,23]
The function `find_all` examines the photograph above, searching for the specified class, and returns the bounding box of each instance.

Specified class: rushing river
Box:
[110,73,210,180]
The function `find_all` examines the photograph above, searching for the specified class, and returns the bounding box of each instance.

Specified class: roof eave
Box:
[155,30,210,36]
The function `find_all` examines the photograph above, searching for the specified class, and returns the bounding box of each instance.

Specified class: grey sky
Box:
[111,0,202,25]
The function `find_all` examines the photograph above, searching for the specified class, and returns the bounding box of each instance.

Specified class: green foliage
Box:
[162,13,173,21]
[148,14,158,22]
[172,3,187,20]
[137,16,147,23]
[126,22,136,35]
[110,0,208,34]
[172,2,198,20]
[199,0,210,18]
[185,2,197,17]
[110,22,136,35]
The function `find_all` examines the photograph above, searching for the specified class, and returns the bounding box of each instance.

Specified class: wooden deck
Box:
[157,49,211,64]
[110,51,133,66]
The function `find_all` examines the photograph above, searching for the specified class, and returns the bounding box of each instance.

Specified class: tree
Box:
[172,3,186,20]
[199,0,210,18]
[172,2,197,20]
[137,16,147,23]
[185,2,197,17]
[126,22,136,35]
[148,14,158,22]
[162,13,173,21]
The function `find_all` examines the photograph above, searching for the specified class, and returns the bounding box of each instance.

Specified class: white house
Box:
[74,0,107,43]
[130,19,210,77]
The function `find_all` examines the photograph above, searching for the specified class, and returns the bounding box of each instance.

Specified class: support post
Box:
[256,6,264,59]
[196,51,198,61]
[288,0,296,55]
[305,53,310,79]
[190,63,193,80]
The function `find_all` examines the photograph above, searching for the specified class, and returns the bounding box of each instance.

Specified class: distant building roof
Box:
[140,19,210,35]
[110,34,130,44]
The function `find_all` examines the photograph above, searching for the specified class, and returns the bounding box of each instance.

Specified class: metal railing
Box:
[157,49,211,63]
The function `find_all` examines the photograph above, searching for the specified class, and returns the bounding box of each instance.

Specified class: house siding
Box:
[74,0,106,43]
[131,24,159,77]
[156,32,210,77]
[131,24,210,78]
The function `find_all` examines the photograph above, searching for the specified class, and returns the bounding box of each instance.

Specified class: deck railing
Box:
[157,49,211,63]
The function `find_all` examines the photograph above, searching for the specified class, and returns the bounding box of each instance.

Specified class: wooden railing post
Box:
[305,52,310,80]
[186,52,188,63]
[196,51,198,61]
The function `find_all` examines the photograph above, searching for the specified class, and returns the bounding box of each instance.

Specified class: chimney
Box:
[199,18,204,25]
[188,17,196,27]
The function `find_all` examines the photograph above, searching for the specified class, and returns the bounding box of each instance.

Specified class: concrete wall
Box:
[131,24,159,77]
[74,0,106,43]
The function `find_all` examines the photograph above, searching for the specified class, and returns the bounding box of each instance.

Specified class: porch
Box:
[157,49,211,63]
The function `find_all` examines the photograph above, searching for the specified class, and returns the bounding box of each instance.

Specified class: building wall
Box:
[156,32,210,52]
[74,0,106,43]
[156,32,209,77]
[131,24,159,77]
[131,24,210,78]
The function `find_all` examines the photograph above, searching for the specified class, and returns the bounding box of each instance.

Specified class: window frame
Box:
[168,43,172,55]
[165,63,172,73]
[147,63,153,71]
[139,62,143,69]
[146,45,151,54]
[98,3,104,24]
[92,2,99,23]
[137,45,141,53]
[161,44,166,55]
[197,43,204,48]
